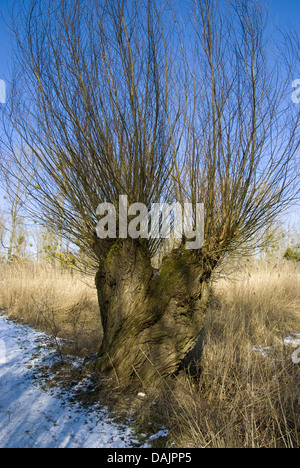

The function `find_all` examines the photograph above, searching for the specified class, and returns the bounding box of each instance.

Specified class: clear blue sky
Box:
[0,0,299,228]
[0,0,13,82]
[268,0,300,27]
[1,0,300,83]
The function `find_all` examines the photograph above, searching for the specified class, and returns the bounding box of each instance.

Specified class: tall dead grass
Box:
[0,259,299,447]
[0,262,102,356]
[164,261,300,448]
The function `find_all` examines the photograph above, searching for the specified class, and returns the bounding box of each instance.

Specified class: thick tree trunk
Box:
[95,239,212,385]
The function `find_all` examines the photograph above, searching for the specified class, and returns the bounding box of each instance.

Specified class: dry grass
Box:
[0,259,299,447]
[162,261,300,448]
[0,262,102,356]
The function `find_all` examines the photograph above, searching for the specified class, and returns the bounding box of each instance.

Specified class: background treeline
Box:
[1,193,299,265]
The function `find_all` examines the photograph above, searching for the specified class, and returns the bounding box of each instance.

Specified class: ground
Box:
[1,261,299,448]
[0,313,153,448]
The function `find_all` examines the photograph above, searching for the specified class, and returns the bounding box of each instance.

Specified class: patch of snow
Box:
[251,333,300,360]
[0,314,145,448]
[251,345,272,358]
[149,428,169,441]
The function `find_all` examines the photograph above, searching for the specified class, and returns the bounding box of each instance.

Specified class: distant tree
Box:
[283,247,300,262]
[0,210,6,255]
[257,223,287,261]
[0,149,36,260]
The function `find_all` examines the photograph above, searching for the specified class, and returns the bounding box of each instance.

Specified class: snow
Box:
[251,333,300,359]
[0,314,145,448]
[148,429,169,441]
[251,345,272,358]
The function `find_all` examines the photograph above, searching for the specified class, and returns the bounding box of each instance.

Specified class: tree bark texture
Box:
[95,240,211,385]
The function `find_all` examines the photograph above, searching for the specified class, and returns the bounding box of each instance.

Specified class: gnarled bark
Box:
[96,240,212,385]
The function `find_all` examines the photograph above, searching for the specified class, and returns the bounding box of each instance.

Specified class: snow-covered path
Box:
[0,314,141,448]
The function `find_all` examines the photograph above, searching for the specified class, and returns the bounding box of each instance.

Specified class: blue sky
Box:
[0,0,13,82]
[0,0,299,231]
[1,0,300,83]
[0,0,300,79]
[268,0,300,26]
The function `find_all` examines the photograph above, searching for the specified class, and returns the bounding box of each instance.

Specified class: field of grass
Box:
[0,259,299,448]
[0,262,102,356]
[166,260,300,448]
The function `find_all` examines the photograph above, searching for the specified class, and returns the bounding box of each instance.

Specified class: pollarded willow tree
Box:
[2,0,300,384]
